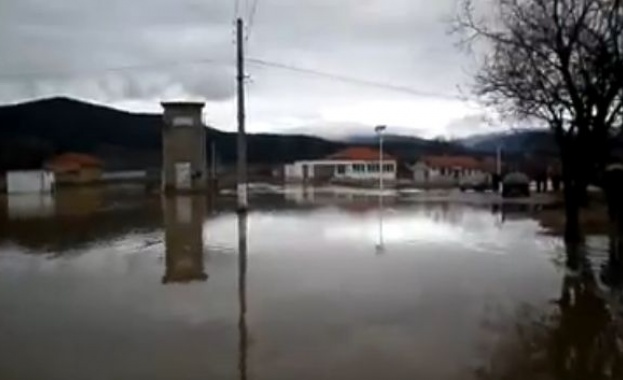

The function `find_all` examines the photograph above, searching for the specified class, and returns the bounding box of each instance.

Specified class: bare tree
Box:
[454,0,623,242]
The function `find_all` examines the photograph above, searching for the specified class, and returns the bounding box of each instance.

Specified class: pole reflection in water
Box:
[162,196,208,284]
[238,211,248,380]
[375,192,385,255]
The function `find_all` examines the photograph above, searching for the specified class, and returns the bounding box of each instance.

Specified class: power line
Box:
[246,58,469,101]
[0,55,471,102]
[246,0,260,41]
[234,0,240,19]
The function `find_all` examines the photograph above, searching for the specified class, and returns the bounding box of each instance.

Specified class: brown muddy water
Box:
[0,187,621,380]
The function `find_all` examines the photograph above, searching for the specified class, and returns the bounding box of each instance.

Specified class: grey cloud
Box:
[0,0,474,134]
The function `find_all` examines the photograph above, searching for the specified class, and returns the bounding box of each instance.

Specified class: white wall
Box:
[284,160,397,181]
[7,170,55,194]
[412,164,487,186]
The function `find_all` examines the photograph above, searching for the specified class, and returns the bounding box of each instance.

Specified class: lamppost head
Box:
[374,125,387,134]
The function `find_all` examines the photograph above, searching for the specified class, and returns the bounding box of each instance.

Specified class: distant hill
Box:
[342,134,469,161]
[457,130,558,155]
[0,97,343,170]
[0,97,478,171]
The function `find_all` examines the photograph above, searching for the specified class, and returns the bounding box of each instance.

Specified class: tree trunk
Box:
[563,167,582,244]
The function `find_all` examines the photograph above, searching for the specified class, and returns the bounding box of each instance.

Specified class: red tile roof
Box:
[326,147,395,161]
[45,153,103,172]
[420,156,483,170]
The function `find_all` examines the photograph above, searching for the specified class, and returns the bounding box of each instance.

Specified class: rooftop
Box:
[45,153,103,172]
[420,155,483,170]
[326,147,395,161]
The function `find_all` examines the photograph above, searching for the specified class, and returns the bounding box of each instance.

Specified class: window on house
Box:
[352,164,364,172]
[383,164,393,172]
[337,164,346,174]
[368,163,380,172]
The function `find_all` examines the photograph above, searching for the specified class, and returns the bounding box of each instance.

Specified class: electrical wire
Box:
[0,56,469,102]
[246,0,260,41]
[246,58,468,101]
[234,0,240,19]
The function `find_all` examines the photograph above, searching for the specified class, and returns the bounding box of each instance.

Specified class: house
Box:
[411,155,489,187]
[45,153,103,185]
[6,170,55,194]
[284,147,397,183]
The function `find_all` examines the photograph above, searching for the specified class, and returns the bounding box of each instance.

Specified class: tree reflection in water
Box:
[477,241,623,380]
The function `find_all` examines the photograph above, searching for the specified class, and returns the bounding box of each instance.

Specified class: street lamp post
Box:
[374,125,387,194]
[374,125,387,255]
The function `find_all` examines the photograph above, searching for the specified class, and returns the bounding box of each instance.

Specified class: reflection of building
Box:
[411,156,488,187]
[7,194,55,219]
[162,196,208,284]
[45,153,103,185]
[284,147,397,183]
[284,185,396,208]
[161,102,208,193]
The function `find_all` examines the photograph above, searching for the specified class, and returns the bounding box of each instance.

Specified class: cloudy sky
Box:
[0,0,497,138]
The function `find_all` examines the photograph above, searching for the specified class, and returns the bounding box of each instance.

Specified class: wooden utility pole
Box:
[236,17,248,211]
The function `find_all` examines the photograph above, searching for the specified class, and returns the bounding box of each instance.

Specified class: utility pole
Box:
[236,17,248,211]
[374,125,387,194]
[211,141,216,180]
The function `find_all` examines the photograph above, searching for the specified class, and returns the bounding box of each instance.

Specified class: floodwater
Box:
[1,186,622,380]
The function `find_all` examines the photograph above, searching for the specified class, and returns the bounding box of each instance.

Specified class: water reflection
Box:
[238,211,248,380]
[6,194,55,219]
[2,190,614,380]
[0,189,161,253]
[478,242,623,380]
[375,193,385,255]
[161,196,208,284]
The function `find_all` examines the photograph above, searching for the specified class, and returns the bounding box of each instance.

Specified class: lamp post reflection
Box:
[237,211,248,380]
[375,192,385,255]
[162,196,208,284]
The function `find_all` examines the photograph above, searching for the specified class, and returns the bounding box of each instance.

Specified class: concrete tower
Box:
[161,102,207,193]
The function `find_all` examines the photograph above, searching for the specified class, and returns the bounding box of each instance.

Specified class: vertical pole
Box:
[496,145,502,193]
[236,18,248,211]
[211,141,216,180]
[379,133,384,194]
[496,145,502,176]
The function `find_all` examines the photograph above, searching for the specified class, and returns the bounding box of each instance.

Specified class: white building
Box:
[6,170,55,194]
[411,156,488,187]
[284,147,397,182]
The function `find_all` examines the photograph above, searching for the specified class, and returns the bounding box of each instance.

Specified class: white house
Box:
[411,156,488,187]
[284,147,397,182]
[6,170,55,194]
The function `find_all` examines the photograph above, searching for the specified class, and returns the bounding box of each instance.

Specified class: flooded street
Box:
[1,187,621,380]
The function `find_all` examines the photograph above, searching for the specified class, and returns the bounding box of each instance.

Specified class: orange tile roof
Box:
[421,156,483,170]
[45,153,102,172]
[326,147,395,161]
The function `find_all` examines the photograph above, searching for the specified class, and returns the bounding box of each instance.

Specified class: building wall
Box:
[162,196,207,283]
[284,159,397,181]
[413,164,487,187]
[55,167,102,185]
[162,106,207,192]
[7,170,55,194]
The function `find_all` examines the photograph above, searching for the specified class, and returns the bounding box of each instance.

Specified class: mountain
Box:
[457,129,557,155]
[0,97,478,171]
[0,97,343,170]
